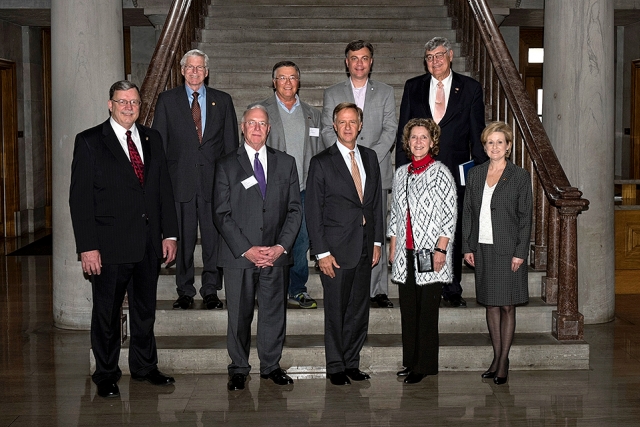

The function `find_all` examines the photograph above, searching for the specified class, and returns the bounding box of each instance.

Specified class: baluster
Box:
[531,175,548,270]
[542,205,559,304]
[553,206,584,340]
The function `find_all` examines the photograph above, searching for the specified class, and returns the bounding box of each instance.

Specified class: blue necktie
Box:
[254,152,266,199]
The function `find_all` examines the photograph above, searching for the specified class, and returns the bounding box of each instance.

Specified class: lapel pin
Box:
[212,102,216,106]
[145,136,149,141]
[455,87,459,93]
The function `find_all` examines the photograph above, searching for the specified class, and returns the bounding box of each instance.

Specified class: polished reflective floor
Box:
[2,248,640,426]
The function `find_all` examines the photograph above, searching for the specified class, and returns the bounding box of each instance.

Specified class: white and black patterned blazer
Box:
[387,161,457,285]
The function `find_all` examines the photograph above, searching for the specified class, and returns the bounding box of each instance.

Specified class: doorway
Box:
[0,59,19,238]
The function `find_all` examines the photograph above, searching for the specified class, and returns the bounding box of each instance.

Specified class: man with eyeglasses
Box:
[249,61,324,310]
[395,37,488,311]
[321,40,397,310]
[213,105,302,391]
[69,80,179,398]
[153,49,238,311]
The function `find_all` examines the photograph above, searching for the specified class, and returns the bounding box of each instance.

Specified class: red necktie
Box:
[191,91,203,143]
[126,130,144,186]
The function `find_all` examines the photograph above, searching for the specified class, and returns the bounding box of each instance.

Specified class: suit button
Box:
[141,214,145,218]
[260,227,263,231]
[263,209,266,213]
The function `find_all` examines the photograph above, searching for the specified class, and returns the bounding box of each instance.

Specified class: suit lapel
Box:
[137,124,151,186]
[176,85,200,142]
[102,121,140,185]
[330,143,359,202]
[421,75,433,119]
[265,146,278,199]
[359,145,373,201]
[202,87,217,143]
[343,79,356,103]
[439,71,464,128]
[493,161,515,195]
[237,145,263,199]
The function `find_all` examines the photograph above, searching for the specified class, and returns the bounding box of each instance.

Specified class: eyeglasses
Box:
[274,76,299,82]
[184,65,206,72]
[425,50,449,63]
[111,99,141,107]
[245,120,269,128]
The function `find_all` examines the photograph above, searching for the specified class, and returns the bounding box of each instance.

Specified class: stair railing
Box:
[139,0,209,127]
[447,0,589,340]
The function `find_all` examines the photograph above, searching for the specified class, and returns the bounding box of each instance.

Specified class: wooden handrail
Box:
[447,0,589,340]
[139,0,209,127]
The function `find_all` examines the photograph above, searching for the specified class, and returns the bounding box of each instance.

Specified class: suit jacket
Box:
[321,79,397,189]
[69,120,179,264]
[152,85,238,203]
[395,71,488,187]
[305,143,383,269]
[213,144,302,269]
[461,161,533,258]
[249,94,324,188]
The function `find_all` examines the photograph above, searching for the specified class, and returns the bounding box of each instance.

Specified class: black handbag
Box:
[416,248,434,273]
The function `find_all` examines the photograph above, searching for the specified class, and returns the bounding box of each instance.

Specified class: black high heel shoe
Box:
[481,370,496,379]
[493,359,509,385]
[493,374,508,385]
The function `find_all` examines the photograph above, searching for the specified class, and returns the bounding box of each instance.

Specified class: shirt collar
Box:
[185,84,206,100]
[109,117,138,139]
[244,142,267,158]
[275,93,300,113]
[431,70,452,86]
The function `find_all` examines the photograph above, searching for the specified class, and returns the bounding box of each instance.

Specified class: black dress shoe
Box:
[397,367,411,377]
[327,372,351,386]
[173,295,194,310]
[96,381,120,398]
[443,295,467,308]
[404,372,427,384]
[481,370,496,379]
[228,373,246,391]
[260,368,294,385]
[131,368,175,385]
[370,293,394,308]
[345,368,370,381]
[203,293,223,310]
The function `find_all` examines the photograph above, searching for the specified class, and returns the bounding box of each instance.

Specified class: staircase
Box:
[95,0,589,376]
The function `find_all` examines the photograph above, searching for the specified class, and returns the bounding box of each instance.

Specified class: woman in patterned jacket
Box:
[388,118,457,384]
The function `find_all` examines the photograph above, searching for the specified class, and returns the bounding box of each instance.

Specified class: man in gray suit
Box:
[213,105,302,391]
[249,61,324,309]
[153,49,238,311]
[321,40,397,308]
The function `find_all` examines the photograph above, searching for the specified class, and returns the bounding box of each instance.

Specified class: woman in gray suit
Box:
[388,118,457,384]
[462,121,533,385]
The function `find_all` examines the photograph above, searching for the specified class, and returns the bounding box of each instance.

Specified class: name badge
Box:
[309,127,320,137]
[241,176,258,189]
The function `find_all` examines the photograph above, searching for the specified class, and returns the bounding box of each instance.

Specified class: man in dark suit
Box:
[153,49,238,310]
[321,40,396,309]
[395,37,488,308]
[213,105,302,391]
[249,61,324,309]
[69,80,179,398]
[306,102,383,386]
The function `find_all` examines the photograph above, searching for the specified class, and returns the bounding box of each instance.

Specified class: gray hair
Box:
[180,49,209,69]
[424,37,452,53]
[271,61,301,80]
[109,80,139,99]
[241,105,269,123]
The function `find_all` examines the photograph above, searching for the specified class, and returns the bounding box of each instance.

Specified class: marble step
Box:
[205,17,452,30]
[197,42,462,59]
[156,266,546,300]
[141,297,553,337]
[92,333,589,375]
[203,57,436,77]
[199,28,457,44]
[207,5,450,19]
[211,0,445,6]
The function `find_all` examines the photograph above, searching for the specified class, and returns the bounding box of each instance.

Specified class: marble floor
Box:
[2,250,640,426]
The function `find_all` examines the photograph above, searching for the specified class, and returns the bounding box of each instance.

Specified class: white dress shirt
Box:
[429,71,453,119]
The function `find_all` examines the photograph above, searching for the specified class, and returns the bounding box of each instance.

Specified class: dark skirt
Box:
[475,243,529,306]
